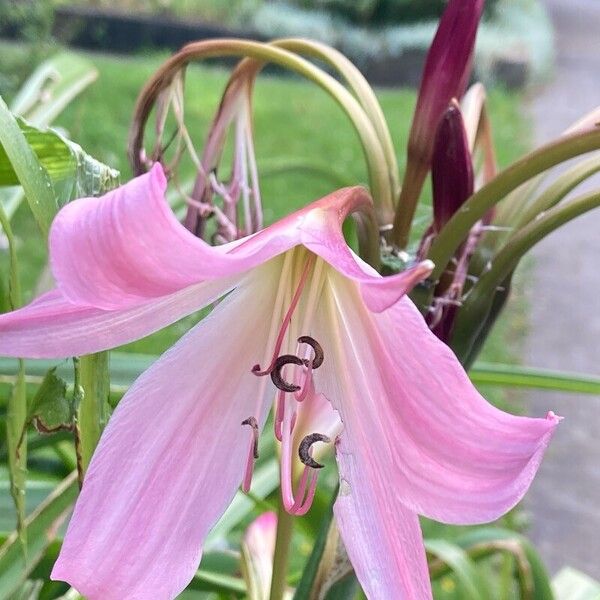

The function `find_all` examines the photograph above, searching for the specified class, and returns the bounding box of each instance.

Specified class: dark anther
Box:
[297,336,324,369]
[271,355,304,392]
[298,433,331,469]
[241,416,259,459]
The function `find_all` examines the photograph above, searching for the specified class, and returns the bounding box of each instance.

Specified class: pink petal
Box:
[242,512,278,600]
[51,266,280,599]
[317,270,559,528]
[0,275,239,358]
[49,168,422,311]
[299,206,433,311]
[335,448,433,599]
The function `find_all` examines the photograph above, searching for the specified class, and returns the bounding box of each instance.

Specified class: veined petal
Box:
[0,274,239,358]
[300,206,433,311]
[50,171,419,312]
[317,270,558,528]
[51,262,281,600]
[335,451,432,600]
[317,281,432,599]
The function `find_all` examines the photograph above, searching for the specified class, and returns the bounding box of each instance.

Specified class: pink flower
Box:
[0,165,558,599]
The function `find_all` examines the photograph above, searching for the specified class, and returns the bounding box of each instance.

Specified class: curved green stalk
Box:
[272,38,400,200]
[270,499,294,600]
[131,39,394,228]
[512,153,600,230]
[453,188,600,358]
[476,154,600,265]
[426,127,600,282]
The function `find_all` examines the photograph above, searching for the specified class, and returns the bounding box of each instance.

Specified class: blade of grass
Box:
[470,363,600,395]
[0,472,78,598]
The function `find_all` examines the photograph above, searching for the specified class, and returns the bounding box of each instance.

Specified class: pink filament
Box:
[252,254,316,376]
[274,389,286,442]
[280,396,321,515]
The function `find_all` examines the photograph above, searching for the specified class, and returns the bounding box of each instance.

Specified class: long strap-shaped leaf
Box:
[426,127,600,283]
[0,472,78,598]
[453,188,600,358]
[425,539,486,600]
[0,96,57,238]
[470,363,600,395]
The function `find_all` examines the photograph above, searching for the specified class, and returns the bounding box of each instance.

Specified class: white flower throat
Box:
[242,248,337,515]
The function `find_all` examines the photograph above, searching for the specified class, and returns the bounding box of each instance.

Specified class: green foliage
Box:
[21,369,74,439]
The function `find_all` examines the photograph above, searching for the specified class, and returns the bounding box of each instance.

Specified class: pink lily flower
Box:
[0,165,558,599]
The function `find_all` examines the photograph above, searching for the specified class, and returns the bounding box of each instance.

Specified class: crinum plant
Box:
[2,0,600,598]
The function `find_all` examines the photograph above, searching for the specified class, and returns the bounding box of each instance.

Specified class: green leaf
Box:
[424,127,600,286]
[470,363,600,395]
[0,96,57,238]
[1,53,99,222]
[0,121,75,188]
[425,539,486,600]
[0,472,78,598]
[452,527,554,600]
[553,567,600,600]
[0,121,119,212]
[187,570,246,596]
[21,369,74,439]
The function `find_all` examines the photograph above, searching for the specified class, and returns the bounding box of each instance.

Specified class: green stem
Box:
[270,499,294,600]
[77,352,111,477]
[272,38,400,198]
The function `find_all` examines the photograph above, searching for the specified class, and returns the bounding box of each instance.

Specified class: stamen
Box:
[288,467,319,516]
[293,361,313,403]
[274,390,286,441]
[241,416,259,493]
[251,255,316,376]
[241,416,259,459]
[271,355,304,392]
[297,336,324,369]
[298,433,330,469]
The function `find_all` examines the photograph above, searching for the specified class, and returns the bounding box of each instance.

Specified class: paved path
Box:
[525,0,600,578]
